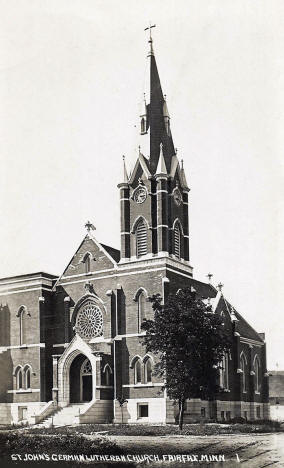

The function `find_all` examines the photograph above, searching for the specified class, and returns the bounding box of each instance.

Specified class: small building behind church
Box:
[0,34,269,426]
[268,371,284,422]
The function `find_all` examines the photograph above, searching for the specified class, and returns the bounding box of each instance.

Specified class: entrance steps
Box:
[34,403,87,428]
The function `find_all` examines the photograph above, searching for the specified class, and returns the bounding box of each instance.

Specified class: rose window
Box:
[75,301,103,339]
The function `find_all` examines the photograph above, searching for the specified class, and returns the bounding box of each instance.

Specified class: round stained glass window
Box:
[75,301,103,339]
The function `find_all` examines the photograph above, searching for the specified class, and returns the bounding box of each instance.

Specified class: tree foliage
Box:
[141,288,232,429]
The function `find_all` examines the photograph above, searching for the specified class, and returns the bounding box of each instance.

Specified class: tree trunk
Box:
[178,398,185,430]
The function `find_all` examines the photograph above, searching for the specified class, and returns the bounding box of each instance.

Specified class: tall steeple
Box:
[118,31,192,274]
[139,32,176,174]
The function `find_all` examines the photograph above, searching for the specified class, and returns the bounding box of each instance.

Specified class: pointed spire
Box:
[138,28,176,174]
[148,36,154,57]
[122,155,129,183]
[156,143,167,175]
[180,159,189,189]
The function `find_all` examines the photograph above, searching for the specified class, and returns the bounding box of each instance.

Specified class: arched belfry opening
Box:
[69,354,93,403]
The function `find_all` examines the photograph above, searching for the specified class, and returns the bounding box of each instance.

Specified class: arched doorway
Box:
[69,354,93,403]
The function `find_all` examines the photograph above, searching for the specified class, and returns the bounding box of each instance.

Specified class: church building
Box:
[0,33,269,426]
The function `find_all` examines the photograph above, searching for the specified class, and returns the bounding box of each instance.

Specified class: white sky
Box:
[0,0,283,369]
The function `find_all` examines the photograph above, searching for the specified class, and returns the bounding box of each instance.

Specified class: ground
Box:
[106,433,284,467]
[1,424,284,467]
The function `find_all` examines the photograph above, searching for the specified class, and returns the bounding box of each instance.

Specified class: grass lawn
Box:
[16,420,283,436]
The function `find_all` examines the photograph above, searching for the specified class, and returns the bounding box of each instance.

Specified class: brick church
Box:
[0,33,269,426]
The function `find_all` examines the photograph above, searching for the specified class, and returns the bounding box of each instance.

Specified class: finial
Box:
[175,148,178,155]
[122,155,128,183]
[138,145,141,154]
[85,220,96,232]
[164,94,167,101]
[181,159,184,169]
[217,282,224,292]
[145,23,156,56]
[206,272,213,283]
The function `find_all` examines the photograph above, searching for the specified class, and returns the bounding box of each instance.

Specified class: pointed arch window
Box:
[105,367,111,386]
[254,356,261,393]
[136,219,147,258]
[138,292,146,332]
[17,306,29,346]
[174,223,181,258]
[220,354,229,390]
[15,367,23,390]
[240,353,247,392]
[144,358,152,383]
[103,364,112,386]
[82,253,92,273]
[23,365,31,389]
[134,359,142,384]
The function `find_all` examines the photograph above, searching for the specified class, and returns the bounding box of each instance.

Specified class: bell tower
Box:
[118,31,191,272]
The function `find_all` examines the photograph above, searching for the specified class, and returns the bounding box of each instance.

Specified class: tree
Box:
[116,396,128,425]
[141,288,232,430]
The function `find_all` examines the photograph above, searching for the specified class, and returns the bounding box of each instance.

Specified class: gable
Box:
[56,235,118,285]
[128,154,151,186]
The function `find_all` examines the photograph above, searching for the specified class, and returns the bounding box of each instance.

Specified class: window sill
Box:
[16,389,32,393]
[255,391,260,395]
[122,383,163,388]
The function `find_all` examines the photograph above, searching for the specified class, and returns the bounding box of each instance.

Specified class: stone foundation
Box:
[0,402,46,425]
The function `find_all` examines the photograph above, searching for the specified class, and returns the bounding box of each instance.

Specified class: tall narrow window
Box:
[105,367,111,386]
[18,306,26,345]
[83,253,91,273]
[25,368,30,389]
[240,354,247,392]
[254,356,261,392]
[134,359,142,384]
[138,293,146,332]
[174,223,181,258]
[144,358,152,383]
[220,354,229,390]
[103,364,112,386]
[136,219,147,258]
[16,368,23,390]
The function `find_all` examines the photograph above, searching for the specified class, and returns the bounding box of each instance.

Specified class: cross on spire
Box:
[217,282,224,292]
[144,23,156,41]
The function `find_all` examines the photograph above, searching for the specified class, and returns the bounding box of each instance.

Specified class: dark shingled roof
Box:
[101,244,120,263]
[183,277,263,343]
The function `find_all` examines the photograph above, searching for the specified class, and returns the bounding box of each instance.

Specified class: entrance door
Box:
[69,355,93,403]
[82,375,92,401]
